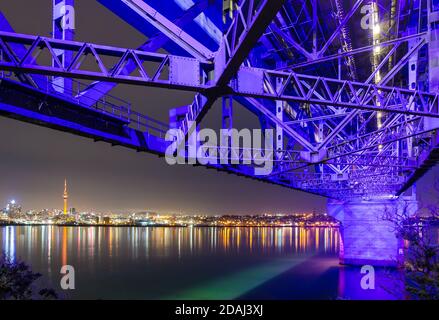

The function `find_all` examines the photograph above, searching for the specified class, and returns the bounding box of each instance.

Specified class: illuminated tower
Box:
[63,179,68,215]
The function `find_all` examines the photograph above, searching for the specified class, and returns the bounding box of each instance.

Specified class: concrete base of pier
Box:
[327,197,418,267]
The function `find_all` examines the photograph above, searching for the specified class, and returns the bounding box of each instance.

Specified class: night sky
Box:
[0,1,437,214]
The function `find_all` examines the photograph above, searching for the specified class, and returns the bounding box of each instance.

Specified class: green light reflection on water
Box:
[166,254,314,300]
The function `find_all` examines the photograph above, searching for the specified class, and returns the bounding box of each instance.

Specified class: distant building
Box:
[101,216,111,224]
[0,209,8,221]
[78,213,99,224]
[5,200,22,219]
[63,179,69,215]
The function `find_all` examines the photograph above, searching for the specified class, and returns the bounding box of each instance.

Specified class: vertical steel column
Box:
[222,96,233,131]
[426,0,439,131]
[318,121,324,173]
[276,78,284,159]
[52,0,75,94]
[312,0,317,54]
[429,0,439,89]
[169,105,190,129]
[370,0,382,131]
[221,96,233,157]
[405,0,420,157]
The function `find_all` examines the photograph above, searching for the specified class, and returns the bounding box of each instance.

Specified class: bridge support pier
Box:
[327,197,418,267]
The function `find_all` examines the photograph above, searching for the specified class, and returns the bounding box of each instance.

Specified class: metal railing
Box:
[48,77,131,121]
[129,110,168,138]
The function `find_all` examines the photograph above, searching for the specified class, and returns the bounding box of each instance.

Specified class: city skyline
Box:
[0,158,436,215]
[0,175,328,216]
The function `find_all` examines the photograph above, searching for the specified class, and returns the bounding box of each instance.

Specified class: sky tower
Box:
[63,179,68,215]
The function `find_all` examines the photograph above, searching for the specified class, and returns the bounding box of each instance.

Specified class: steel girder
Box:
[77,0,214,107]
[244,0,437,199]
[214,0,287,87]
[0,31,213,91]
[282,33,428,70]
[2,30,431,200]
[0,32,438,119]
[0,13,48,89]
[1,0,438,201]
[177,0,287,143]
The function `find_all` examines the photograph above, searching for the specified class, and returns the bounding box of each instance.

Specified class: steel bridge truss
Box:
[0,0,438,200]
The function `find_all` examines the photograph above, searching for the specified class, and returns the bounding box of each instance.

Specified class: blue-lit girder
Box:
[0,0,438,202]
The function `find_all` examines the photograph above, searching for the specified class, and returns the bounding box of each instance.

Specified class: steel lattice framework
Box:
[0,0,438,200]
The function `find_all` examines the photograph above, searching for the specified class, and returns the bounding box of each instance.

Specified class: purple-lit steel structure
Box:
[0,0,438,266]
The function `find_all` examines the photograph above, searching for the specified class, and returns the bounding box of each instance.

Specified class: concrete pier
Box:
[328,198,418,267]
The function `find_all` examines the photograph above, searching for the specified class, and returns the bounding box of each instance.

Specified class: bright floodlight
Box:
[373,24,380,35]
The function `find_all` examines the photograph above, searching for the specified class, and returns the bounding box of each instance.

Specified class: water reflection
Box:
[1,226,338,259]
[2,226,15,262]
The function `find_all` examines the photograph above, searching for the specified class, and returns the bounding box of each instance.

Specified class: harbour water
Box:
[0,225,405,300]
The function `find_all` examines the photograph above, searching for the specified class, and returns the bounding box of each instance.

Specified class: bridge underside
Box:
[1,0,439,266]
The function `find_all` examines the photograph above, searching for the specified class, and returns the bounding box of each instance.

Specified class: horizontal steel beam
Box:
[0,31,212,91]
[243,70,439,118]
[1,31,438,118]
[281,33,428,70]
[77,0,213,107]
